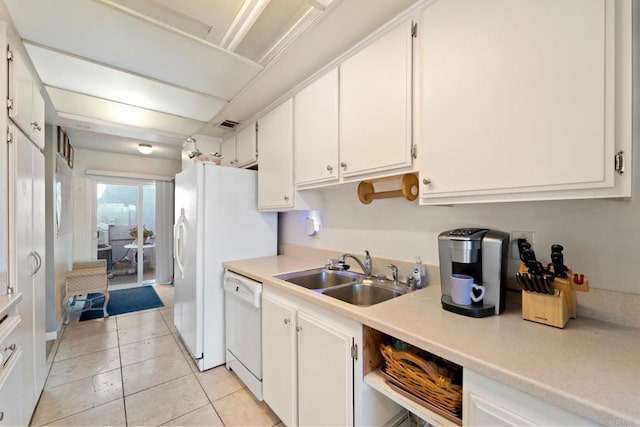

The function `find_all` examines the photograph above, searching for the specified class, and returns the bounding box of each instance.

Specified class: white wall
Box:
[44,125,74,333]
[281,180,640,295]
[72,148,181,261]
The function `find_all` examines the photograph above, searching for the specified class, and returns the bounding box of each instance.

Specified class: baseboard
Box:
[45,320,63,341]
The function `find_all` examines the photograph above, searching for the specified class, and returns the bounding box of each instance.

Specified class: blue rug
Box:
[79,285,164,321]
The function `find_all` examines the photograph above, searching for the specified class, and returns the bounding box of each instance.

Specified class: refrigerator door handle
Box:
[29,251,40,276]
[174,209,186,279]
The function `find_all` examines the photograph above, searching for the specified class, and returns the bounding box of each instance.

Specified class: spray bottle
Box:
[411,256,427,289]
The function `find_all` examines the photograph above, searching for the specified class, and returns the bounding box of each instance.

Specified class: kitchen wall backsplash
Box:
[279,244,640,329]
[279,181,640,296]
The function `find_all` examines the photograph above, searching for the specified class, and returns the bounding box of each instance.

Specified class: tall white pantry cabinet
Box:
[0,19,47,425]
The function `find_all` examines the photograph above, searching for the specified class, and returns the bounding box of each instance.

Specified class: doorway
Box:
[96,181,156,288]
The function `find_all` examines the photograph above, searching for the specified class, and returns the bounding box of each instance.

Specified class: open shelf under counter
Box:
[365,368,460,426]
[362,326,462,426]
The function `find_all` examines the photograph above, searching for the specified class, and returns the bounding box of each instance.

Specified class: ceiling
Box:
[2,0,418,159]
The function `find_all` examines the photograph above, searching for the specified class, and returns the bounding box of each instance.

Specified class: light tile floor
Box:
[33,283,281,427]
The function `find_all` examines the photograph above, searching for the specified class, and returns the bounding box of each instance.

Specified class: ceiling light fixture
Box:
[138,143,153,154]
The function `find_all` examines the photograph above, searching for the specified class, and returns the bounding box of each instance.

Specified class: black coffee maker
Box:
[438,228,509,317]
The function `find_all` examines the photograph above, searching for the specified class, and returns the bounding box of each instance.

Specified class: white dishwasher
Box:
[223,270,263,400]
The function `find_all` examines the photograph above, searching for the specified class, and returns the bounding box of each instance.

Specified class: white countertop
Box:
[224,255,640,426]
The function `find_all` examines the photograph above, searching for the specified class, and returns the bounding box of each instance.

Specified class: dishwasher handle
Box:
[223,271,262,308]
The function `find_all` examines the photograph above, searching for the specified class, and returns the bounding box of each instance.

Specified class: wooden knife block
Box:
[522,290,570,328]
[518,263,589,328]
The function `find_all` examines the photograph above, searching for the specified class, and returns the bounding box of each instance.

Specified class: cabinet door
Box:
[220,136,236,167]
[463,369,595,426]
[294,68,339,187]
[339,20,413,178]
[236,123,257,168]
[297,311,353,427]
[419,0,620,200]
[8,46,33,141]
[31,148,46,396]
[258,99,294,210]
[13,128,37,417]
[262,293,297,427]
[30,88,45,150]
[0,346,26,426]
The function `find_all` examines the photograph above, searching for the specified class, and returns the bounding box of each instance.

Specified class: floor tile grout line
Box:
[115,314,129,427]
[157,402,213,426]
[191,364,228,425]
[32,396,125,427]
[43,365,122,392]
[122,370,194,399]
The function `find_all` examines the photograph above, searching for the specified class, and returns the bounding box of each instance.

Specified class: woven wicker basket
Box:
[380,344,462,414]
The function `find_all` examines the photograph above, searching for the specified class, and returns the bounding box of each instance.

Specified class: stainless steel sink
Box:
[321,282,407,306]
[275,268,360,289]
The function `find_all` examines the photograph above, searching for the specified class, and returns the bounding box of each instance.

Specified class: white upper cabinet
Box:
[8,43,45,150]
[339,19,414,179]
[219,135,236,167]
[220,122,257,168]
[258,99,295,210]
[294,68,339,188]
[418,0,632,204]
[259,99,322,211]
[235,123,257,168]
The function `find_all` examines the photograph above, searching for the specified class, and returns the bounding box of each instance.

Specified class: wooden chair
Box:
[63,260,109,323]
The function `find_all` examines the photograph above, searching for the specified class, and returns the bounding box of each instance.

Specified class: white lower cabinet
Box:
[262,293,297,426]
[262,288,399,426]
[0,344,24,426]
[297,311,353,426]
[0,305,26,426]
[463,369,595,426]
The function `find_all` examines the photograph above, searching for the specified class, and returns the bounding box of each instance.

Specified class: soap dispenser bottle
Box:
[412,256,427,289]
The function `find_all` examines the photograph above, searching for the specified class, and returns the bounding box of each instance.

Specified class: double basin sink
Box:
[275,268,408,306]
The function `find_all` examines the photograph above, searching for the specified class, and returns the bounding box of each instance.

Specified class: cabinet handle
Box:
[0,411,3,421]
[340,162,347,169]
[326,165,333,172]
[31,121,41,131]
[29,251,41,276]
[283,195,289,201]
[422,178,431,185]
[283,318,290,325]
[296,326,303,332]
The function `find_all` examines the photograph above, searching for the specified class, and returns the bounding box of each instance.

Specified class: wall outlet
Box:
[510,231,534,260]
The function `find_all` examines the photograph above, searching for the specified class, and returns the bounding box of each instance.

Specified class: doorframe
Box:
[88,176,156,286]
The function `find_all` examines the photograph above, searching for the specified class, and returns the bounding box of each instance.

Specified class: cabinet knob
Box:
[340,162,347,169]
[283,195,290,201]
[296,326,303,332]
[31,121,41,131]
[327,165,333,172]
[283,318,290,325]
[422,178,431,185]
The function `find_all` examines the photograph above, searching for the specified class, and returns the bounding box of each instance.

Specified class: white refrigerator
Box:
[173,163,277,371]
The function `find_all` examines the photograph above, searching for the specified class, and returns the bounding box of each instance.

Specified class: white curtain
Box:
[155,180,174,284]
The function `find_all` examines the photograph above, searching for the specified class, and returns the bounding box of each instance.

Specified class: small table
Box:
[124,243,156,270]
[123,243,156,250]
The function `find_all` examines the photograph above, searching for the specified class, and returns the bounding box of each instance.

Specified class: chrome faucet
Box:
[387,263,399,285]
[339,250,373,278]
